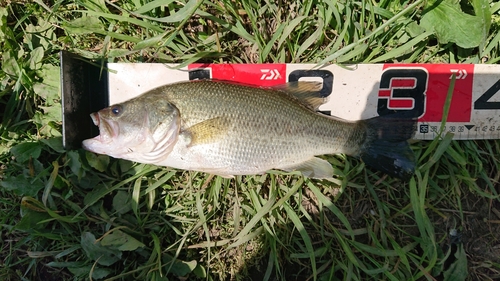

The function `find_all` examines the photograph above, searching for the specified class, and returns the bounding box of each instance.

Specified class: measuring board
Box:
[107,63,500,141]
[59,52,500,149]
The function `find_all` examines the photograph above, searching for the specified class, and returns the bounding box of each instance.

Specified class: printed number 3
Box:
[377,68,428,118]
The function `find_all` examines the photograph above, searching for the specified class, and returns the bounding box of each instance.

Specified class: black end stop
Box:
[60,51,108,150]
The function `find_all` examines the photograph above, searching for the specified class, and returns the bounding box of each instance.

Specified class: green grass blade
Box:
[371,31,433,63]
[307,181,354,238]
[134,0,176,14]
[284,201,317,281]
[316,0,425,65]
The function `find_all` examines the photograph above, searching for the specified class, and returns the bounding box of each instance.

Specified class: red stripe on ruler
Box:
[189,64,287,86]
[382,64,474,122]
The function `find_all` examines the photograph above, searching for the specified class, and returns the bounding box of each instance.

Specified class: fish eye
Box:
[111,105,123,116]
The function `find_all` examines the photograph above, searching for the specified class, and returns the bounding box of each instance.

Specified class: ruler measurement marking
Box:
[107,63,500,140]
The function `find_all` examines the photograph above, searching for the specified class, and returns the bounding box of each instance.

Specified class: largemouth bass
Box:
[82,80,416,180]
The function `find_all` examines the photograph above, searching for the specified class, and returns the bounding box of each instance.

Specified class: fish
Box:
[82,80,416,180]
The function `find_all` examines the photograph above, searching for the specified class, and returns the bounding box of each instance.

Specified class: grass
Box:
[1,0,500,280]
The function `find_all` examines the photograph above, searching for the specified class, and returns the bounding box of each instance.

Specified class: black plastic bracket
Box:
[60,51,109,150]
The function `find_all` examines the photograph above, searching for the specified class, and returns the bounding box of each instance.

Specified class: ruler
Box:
[107,63,500,140]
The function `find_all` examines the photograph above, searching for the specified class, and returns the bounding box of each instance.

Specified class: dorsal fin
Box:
[271,81,325,110]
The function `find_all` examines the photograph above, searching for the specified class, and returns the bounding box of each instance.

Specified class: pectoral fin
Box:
[185,117,231,146]
[278,157,334,179]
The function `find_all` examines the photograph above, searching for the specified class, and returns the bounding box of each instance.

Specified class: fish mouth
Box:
[82,112,119,152]
[94,113,119,142]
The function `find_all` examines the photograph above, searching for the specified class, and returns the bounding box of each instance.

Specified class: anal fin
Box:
[278,157,334,179]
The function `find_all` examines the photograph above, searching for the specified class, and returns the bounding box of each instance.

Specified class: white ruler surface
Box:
[107,63,500,140]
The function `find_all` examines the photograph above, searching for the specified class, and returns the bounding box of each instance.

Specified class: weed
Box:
[1,1,500,280]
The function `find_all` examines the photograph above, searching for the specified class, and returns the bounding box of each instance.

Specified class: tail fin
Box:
[360,112,417,181]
